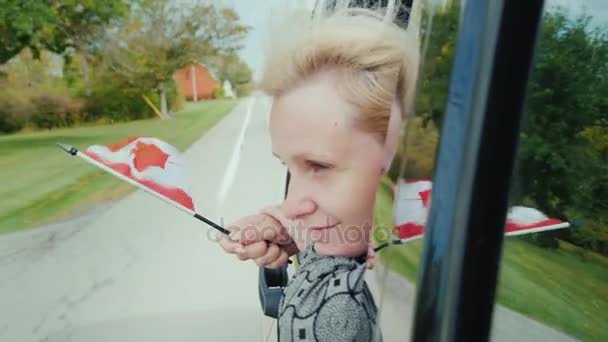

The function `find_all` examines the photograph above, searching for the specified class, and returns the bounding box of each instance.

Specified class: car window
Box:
[491,2,608,341]
[371,1,607,341]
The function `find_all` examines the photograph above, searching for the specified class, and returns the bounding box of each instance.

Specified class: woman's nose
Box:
[281,196,317,220]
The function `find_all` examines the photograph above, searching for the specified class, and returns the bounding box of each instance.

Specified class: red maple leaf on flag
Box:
[419,189,432,208]
[131,141,170,172]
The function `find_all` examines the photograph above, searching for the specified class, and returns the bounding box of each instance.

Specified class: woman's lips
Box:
[310,222,339,231]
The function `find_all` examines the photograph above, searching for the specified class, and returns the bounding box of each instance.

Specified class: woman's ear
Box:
[382,100,403,173]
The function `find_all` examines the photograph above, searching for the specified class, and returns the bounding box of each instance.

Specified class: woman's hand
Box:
[216,212,298,269]
[366,239,376,270]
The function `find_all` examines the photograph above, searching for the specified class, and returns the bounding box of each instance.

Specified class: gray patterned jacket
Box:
[278,243,382,341]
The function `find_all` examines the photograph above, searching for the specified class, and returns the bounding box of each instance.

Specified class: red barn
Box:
[173,64,219,101]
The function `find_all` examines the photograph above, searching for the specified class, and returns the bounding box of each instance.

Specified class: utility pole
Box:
[191,64,198,102]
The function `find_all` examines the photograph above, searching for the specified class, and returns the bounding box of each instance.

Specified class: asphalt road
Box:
[0,96,578,342]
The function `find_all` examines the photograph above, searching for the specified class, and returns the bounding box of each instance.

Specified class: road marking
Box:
[216,97,256,208]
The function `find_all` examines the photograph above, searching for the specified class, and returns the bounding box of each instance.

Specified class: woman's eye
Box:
[307,161,332,172]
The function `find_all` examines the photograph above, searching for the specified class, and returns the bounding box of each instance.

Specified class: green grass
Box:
[373,177,608,341]
[497,239,608,341]
[0,100,237,234]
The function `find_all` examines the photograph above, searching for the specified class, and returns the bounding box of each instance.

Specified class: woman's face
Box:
[269,70,386,257]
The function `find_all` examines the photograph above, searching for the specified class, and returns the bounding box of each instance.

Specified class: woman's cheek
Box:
[334,172,379,236]
[319,171,377,222]
[342,170,380,219]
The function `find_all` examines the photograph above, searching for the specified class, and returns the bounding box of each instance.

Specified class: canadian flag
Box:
[84,137,195,211]
[393,179,569,241]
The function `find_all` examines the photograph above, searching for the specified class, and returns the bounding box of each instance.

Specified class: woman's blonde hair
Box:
[260,0,420,142]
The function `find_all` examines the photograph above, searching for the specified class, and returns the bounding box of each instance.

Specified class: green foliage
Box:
[415,4,459,127]
[209,52,253,97]
[29,94,84,129]
[213,86,226,100]
[413,4,608,254]
[167,79,186,113]
[0,1,247,132]
[62,53,87,92]
[0,91,86,132]
[0,89,33,133]
[0,110,24,134]
[388,117,439,181]
[84,75,155,122]
[0,0,128,64]
[0,49,87,132]
[580,126,608,159]
[0,47,169,132]
[516,10,608,252]
[101,0,250,114]
[83,77,184,123]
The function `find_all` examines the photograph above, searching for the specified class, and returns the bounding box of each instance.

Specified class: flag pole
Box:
[57,143,230,235]
[373,235,422,252]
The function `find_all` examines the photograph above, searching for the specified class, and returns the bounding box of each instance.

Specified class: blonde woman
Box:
[217,1,419,340]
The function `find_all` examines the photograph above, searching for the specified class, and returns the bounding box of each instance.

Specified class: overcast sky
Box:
[227,0,608,81]
[224,0,315,81]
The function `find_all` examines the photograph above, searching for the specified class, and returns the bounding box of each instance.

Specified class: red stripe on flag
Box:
[107,136,141,152]
[505,218,564,234]
[395,222,425,239]
[85,151,195,211]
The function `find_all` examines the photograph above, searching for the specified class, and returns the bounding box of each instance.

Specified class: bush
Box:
[0,112,23,133]
[29,95,85,129]
[0,91,85,132]
[165,79,185,113]
[213,86,226,99]
[234,82,253,97]
[84,81,155,122]
[84,77,186,121]
[388,117,439,181]
[0,90,34,133]
[0,72,88,132]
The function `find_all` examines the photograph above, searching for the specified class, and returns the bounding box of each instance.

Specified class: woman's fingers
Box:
[254,243,281,266]
[216,210,296,267]
[225,214,265,240]
[240,240,269,260]
[366,243,376,270]
[227,209,293,248]
[235,240,290,268]
[259,206,299,239]
[216,232,245,254]
[259,206,292,228]
[231,213,282,244]
[265,250,289,269]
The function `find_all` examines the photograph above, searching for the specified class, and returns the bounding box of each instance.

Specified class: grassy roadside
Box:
[0,99,237,234]
[373,176,608,341]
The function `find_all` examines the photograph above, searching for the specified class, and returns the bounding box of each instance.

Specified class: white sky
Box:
[225,0,315,81]
[227,0,608,81]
